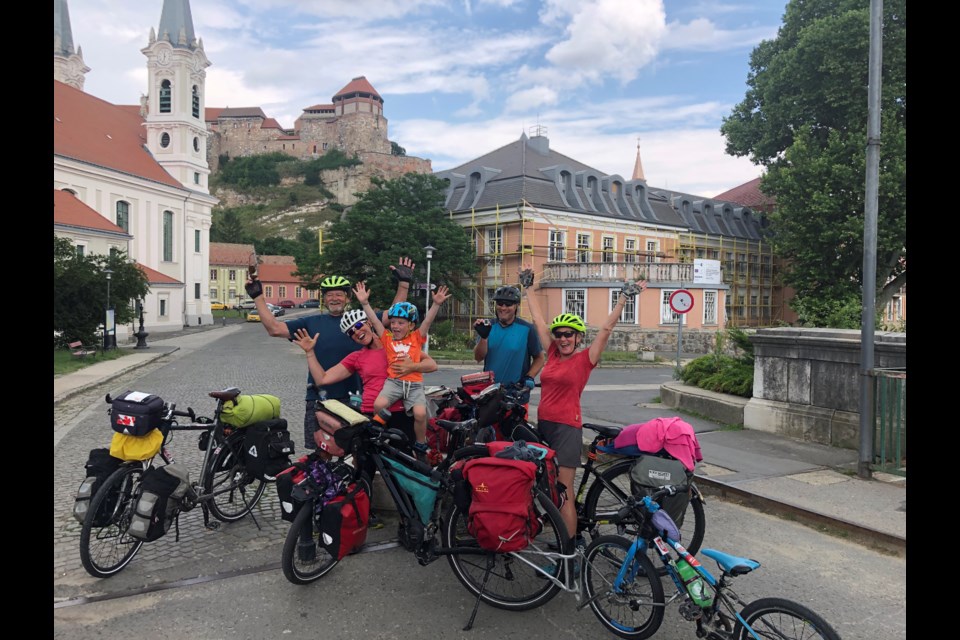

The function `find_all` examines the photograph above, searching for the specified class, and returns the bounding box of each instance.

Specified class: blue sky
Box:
[69,0,788,197]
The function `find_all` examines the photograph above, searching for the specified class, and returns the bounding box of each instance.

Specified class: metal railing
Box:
[542,261,694,284]
[871,368,906,477]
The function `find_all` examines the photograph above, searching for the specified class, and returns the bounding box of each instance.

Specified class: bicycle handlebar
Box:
[615,484,688,523]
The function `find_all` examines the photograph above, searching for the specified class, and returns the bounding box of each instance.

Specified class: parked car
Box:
[266,303,284,317]
[210,302,227,311]
[246,310,261,322]
[300,299,321,308]
[236,300,256,310]
[278,300,295,308]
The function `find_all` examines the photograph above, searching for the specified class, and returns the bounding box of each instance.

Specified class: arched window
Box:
[192,85,200,118]
[160,80,171,113]
[116,201,129,232]
[163,210,174,261]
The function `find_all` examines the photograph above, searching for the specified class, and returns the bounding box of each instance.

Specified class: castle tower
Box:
[141,0,212,194]
[53,0,90,90]
[330,76,391,155]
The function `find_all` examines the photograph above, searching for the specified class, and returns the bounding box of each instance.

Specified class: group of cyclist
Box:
[244,258,646,539]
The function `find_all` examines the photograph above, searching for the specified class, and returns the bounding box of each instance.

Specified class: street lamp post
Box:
[104,269,114,351]
[423,245,436,354]
[133,298,150,349]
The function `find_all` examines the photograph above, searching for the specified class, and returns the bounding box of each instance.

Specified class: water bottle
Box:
[675,558,714,607]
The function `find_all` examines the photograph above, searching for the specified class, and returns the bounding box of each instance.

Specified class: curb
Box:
[53,346,180,407]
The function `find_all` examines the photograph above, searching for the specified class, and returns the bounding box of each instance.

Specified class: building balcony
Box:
[541,261,695,285]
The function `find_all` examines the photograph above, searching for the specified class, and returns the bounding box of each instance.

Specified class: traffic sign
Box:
[414,282,436,291]
[669,289,694,314]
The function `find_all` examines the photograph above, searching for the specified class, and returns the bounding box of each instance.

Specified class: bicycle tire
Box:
[582,458,705,574]
[735,597,842,640]
[281,499,339,585]
[442,488,569,611]
[203,431,266,522]
[582,535,665,640]
[79,464,145,578]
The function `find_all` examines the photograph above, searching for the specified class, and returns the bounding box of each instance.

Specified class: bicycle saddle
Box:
[583,423,622,439]
[700,549,760,576]
[209,387,242,401]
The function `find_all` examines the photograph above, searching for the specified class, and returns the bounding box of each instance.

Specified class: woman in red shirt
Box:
[521,268,645,539]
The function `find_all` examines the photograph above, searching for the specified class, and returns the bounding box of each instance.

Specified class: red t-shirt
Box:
[536,342,596,429]
[339,348,403,414]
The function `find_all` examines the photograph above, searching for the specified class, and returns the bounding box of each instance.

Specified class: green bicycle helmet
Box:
[319,275,351,293]
[550,313,586,334]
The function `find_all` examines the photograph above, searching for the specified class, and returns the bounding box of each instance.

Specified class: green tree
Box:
[210,208,253,244]
[296,173,475,310]
[391,141,407,157]
[720,0,906,328]
[54,236,150,346]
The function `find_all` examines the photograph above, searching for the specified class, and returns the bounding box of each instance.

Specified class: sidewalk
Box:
[53,322,905,555]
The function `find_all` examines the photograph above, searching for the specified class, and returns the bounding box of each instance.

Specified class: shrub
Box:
[679,328,755,398]
[427,320,473,352]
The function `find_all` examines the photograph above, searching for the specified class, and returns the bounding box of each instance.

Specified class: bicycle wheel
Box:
[79,464,145,578]
[735,597,841,640]
[203,431,266,522]
[281,499,339,585]
[582,459,705,573]
[582,535,664,640]
[442,489,568,611]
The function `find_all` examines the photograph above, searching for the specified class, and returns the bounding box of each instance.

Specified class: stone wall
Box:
[591,326,744,357]
[744,328,906,449]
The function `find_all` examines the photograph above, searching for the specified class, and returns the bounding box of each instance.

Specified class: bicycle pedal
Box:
[204,521,221,531]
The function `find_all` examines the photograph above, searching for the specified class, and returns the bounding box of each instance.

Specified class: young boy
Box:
[355,281,450,460]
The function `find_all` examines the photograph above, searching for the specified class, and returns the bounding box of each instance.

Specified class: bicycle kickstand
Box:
[463,554,496,631]
[202,504,220,531]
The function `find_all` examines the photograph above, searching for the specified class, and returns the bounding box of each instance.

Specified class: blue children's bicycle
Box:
[581,485,842,640]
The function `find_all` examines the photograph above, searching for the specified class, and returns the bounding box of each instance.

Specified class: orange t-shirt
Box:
[382,331,427,382]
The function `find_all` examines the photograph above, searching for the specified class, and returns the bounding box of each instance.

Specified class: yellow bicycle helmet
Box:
[319,275,351,293]
[550,313,586,334]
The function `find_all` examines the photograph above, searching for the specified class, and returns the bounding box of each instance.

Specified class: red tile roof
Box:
[53,189,129,235]
[53,80,183,189]
[303,103,335,112]
[713,176,776,212]
[258,263,302,283]
[137,262,181,285]
[334,76,381,100]
[205,107,224,122]
[261,255,297,265]
[210,242,256,266]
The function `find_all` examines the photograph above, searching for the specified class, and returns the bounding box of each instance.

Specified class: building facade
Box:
[54,0,217,336]
[435,130,785,337]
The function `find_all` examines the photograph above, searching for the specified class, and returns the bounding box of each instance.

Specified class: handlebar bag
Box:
[629,455,693,526]
[110,390,165,436]
[314,400,368,457]
[461,371,495,396]
[73,448,123,525]
[220,394,281,428]
[462,456,539,552]
[109,428,164,462]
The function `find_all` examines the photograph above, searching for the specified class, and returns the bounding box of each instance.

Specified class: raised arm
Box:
[519,268,552,352]
[354,281,385,337]
[588,280,647,365]
[389,256,414,306]
[291,328,353,385]
[245,273,291,338]
[418,285,450,336]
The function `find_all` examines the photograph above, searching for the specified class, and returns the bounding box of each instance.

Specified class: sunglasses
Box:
[345,321,366,337]
[553,330,577,339]
[495,301,517,307]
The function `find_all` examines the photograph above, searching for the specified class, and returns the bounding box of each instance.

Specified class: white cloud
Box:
[504,86,560,113]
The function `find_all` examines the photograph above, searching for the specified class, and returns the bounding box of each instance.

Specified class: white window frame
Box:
[646,239,659,262]
[279,286,287,298]
[159,296,169,318]
[611,289,635,324]
[624,237,637,263]
[660,289,684,325]
[564,288,586,319]
[210,269,217,281]
[229,270,236,282]
[549,229,566,261]
[602,236,616,263]
[703,290,717,325]
[576,233,592,263]
[486,227,502,255]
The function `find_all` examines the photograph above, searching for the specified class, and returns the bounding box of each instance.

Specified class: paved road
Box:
[54,324,907,639]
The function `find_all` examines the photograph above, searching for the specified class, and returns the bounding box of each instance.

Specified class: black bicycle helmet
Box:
[493,285,521,304]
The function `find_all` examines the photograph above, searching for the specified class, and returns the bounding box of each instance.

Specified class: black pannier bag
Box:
[243,419,295,482]
[73,448,124,525]
[111,390,165,436]
[128,464,193,542]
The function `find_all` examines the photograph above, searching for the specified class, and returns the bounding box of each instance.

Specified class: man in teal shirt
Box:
[473,285,545,388]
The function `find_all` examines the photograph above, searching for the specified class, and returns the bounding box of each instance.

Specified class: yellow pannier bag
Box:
[109,428,164,461]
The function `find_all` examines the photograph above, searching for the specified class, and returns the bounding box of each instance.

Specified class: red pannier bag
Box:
[461,456,539,552]
[485,440,563,510]
[428,406,461,454]
[460,371,495,397]
[319,482,370,560]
